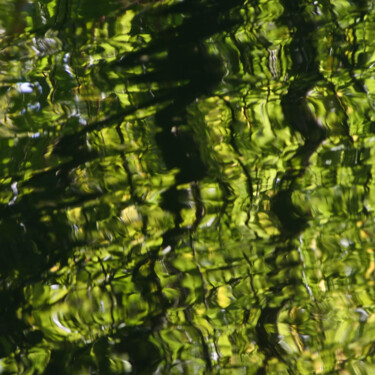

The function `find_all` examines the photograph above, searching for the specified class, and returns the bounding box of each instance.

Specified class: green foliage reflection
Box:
[1,0,375,374]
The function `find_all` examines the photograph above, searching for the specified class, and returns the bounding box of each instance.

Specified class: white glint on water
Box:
[16,82,34,94]
[161,246,172,255]
[340,238,351,248]
[9,182,18,206]
[52,313,72,334]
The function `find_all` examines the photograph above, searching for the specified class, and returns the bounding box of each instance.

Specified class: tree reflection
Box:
[0,0,375,374]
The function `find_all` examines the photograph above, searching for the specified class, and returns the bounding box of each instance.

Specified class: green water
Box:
[1,0,375,373]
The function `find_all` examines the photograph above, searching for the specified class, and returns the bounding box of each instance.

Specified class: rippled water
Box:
[1,0,375,374]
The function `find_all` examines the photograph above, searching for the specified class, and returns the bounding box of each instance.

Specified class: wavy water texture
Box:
[0,0,375,374]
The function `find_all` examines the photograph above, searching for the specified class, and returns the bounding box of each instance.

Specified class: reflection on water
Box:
[1,0,375,373]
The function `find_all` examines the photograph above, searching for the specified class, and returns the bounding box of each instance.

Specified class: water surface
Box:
[1,0,375,374]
